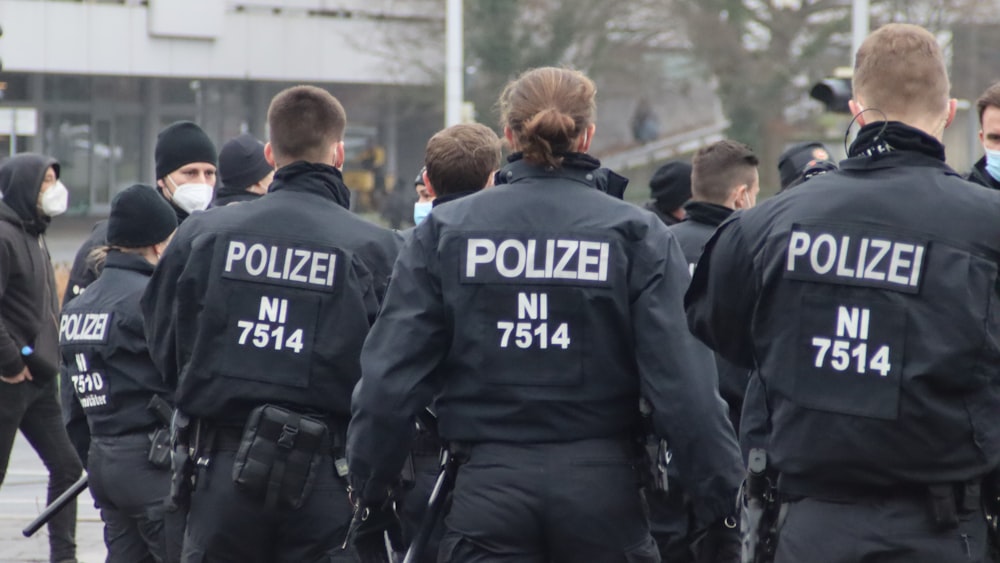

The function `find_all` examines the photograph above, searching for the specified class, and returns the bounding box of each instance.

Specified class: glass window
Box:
[42,113,91,213]
[43,75,92,103]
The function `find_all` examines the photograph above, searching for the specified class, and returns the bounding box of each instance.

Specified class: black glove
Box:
[347,496,405,563]
[691,516,740,563]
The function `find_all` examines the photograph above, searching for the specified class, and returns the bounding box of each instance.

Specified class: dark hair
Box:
[691,140,759,205]
[267,85,346,165]
[424,124,502,197]
[977,82,1000,125]
[498,67,596,168]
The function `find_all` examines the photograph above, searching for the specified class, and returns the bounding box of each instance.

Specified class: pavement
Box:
[0,215,107,563]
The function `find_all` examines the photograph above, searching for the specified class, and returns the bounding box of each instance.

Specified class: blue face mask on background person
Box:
[985,147,1000,181]
[413,201,432,225]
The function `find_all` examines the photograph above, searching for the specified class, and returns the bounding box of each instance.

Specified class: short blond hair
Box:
[853,23,949,121]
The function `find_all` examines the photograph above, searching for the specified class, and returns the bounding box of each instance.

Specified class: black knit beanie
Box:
[107,184,178,248]
[154,121,218,180]
[218,134,272,192]
[649,160,692,212]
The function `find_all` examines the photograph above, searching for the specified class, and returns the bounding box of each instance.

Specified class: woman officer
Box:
[347,67,742,562]
[60,184,180,563]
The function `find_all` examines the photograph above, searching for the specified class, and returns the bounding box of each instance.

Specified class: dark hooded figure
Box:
[0,153,83,563]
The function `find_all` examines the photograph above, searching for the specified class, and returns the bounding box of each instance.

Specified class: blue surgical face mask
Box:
[413,201,433,225]
[985,147,1000,181]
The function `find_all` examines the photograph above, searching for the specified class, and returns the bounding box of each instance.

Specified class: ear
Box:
[944,98,958,129]
[849,99,867,127]
[264,142,276,167]
[504,126,517,150]
[422,169,437,198]
[156,178,172,200]
[577,123,597,153]
[333,141,345,169]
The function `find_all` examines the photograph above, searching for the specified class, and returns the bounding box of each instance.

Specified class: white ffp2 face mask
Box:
[39,181,69,217]
[168,177,213,213]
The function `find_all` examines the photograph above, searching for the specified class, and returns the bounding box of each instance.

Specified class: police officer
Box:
[142,85,399,562]
[644,140,759,563]
[63,121,218,306]
[60,184,180,563]
[347,67,742,562]
[671,140,758,428]
[396,123,502,562]
[211,133,274,207]
[686,23,1000,562]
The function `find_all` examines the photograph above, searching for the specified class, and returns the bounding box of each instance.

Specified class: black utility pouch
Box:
[148,427,171,469]
[232,404,328,510]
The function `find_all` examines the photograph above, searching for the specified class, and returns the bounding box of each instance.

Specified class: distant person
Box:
[968,81,1000,190]
[777,141,836,191]
[644,160,692,226]
[396,122,501,562]
[0,154,83,563]
[63,121,217,306]
[211,133,274,207]
[412,167,433,226]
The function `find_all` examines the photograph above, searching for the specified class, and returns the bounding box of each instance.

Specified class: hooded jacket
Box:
[0,153,61,376]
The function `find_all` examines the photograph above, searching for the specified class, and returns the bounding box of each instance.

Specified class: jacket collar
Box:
[682,201,733,227]
[268,161,352,209]
[103,250,155,276]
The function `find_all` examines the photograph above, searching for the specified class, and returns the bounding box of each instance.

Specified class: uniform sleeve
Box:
[347,224,449,502]
[61,222,106,308]
[60,367,90,464]
[631,222,742,527]
[685,215,757,369]
[141,227,194,389]
[738,371,770,465]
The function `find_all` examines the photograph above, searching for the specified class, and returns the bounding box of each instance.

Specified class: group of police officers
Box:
[11,19,1000,563]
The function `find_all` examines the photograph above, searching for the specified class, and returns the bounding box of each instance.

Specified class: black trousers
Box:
[646,488,694,563]
[180,446,356,563]
[774,495,989,563]
[89,434,183,563]
[0,380,83,563]
[438,438,660,563]
[399,451,445,563]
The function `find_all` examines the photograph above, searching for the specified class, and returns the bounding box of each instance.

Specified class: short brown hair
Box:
[853,23,949,121]
[267,85,346,164]
[977,82,1000,125]
[498,67,596,169]
[424,124,502,197]
[691,140,759,205]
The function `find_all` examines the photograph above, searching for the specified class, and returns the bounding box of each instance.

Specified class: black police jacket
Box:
[967,155,1000,190]
[62,220,106,308]
[669,201,733,269]
[686,122,1000,490]
[669,202,748,429]
[59,251,174,459]
[348,155,741,524]
[142,162,400,425]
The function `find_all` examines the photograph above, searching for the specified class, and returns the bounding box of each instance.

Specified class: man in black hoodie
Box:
[62,121,218,306]
[0,153,83,563]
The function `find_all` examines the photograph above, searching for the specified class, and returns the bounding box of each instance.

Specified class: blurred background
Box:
[0,0,996,214]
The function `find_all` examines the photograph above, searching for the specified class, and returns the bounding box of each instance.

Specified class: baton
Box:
[23,473,89,537]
